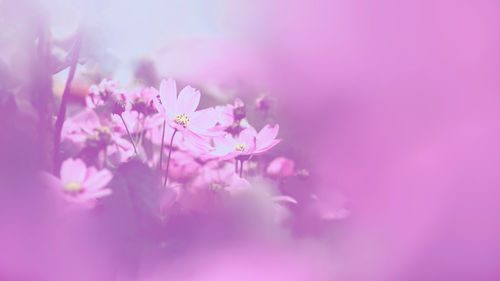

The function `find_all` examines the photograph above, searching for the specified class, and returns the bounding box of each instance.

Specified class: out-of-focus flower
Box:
[212,124,281,159]
[296,168,310,180]
[225,175,252,195]
[255,94,272,111]
[86,78,119,109]
[62,108,135,163]
[212,127,257,160]
[158,78,217,138]
[266,157,295,178]
[214,98,249,135]
[191,161,236,190]
[43,158,112,206]
[168,150,203,181]
[233,98,246,121]
[215,103,235,128]
[254,124,281,154]
[87,79,130,119]
[129,87,158,115]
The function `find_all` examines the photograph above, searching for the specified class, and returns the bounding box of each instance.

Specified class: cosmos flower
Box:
[212,124,282,160]
[44,158,112,206]
[62,108,135,159]
[157,78,218,138]
[191,161,236,190]
[128,87,159,115]
[86,78,119,109]
[214,98,246,127]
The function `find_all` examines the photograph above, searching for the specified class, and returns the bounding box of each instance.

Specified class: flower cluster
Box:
[45,78,309,215]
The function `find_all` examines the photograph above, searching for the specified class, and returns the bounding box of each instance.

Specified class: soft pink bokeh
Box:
[1,0,499,280]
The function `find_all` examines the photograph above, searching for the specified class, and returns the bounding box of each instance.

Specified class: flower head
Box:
[129,87,158,115]
[45,158,112,206]
[212,124,282,159]
[158,78,217,138]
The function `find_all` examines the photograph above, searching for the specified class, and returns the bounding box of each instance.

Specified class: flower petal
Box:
[273,195,298,204]
[253,139,282,154]
[177,86,200,114]
[239,126,257,146]
[256,124,279,149]
[159,78,178,119]
[60,158,87,184]
[189,107,218,131]
[81,188,112,200]
[83,169,113,191]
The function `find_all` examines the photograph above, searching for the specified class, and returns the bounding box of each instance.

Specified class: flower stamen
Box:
[63,182,83,194]
[234,143,246,152]
[174,113,190,128]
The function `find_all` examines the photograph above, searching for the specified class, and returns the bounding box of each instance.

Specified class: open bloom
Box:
[212,124,282,159]
[44,158,113,206]
[157,78,218,139]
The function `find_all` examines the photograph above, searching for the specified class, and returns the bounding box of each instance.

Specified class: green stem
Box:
[120,114,138,155]
[138,114,146,146]
[53,33,82,174]
[158,120,166,171]
[163,129,178,188]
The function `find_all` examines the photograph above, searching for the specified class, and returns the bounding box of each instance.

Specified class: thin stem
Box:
[158,120,166,171]
[138,115,146,146]
[235,160,239,174]
[239,160,244,178]
[53,33,82,174]
[163,129,178,188]
[120,114,138,155]
[103,145,108,168]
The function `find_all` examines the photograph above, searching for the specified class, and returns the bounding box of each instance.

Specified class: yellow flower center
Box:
[234,143,246,152]
[174,113,190,128]
[209,182,223,190]
[63,182,83,194]
[95,126,111,135]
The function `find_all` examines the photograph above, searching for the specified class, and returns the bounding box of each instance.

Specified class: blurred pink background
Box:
[2,0,500,280]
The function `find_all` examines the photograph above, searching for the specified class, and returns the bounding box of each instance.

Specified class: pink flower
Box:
[191,161,236,189]
[157,78,218,138]
[86,78,119,109]
[253,124,282,154]
[212,124,282,159]
[214,104,235,128]
[255,95,272,111]
[168,150,202,181]
[129,87,159,115]
[44,158,112,206]
[212,127,257,160]
[266,157,296,178]
[224,176,252,195]
[62,108,135,161]
[214,98,246,127]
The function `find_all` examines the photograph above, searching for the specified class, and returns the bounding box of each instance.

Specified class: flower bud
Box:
[255,95,271,111]
[233,98,246,121]
[267,157,296,178]
[110,97,126,115]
